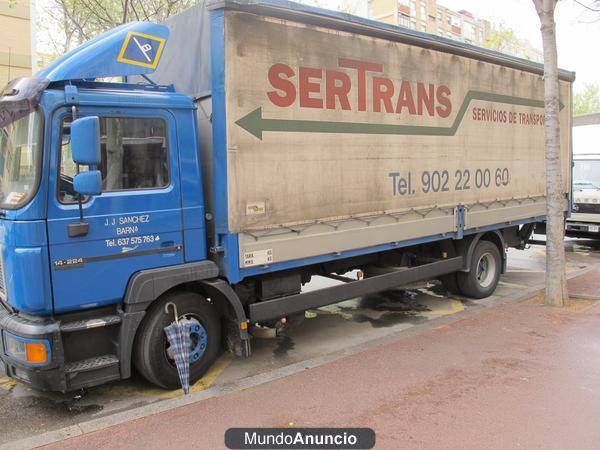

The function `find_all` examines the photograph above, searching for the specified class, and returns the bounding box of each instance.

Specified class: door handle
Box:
[68,222,89,237]
[160,241,178,257]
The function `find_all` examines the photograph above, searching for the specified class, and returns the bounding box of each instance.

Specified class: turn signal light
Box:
[25,342,48,364]
[3,332,51,366]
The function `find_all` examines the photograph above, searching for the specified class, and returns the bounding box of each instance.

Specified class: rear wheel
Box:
[457,241,501,299]
[438,240,461,295]
[440,272,462,295]
[134,291,221,389]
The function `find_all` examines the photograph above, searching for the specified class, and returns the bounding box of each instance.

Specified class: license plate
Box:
[588,225,599,233]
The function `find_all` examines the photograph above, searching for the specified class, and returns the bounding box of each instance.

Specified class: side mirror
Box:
[68,116,101,238]
[73,170,102,196]
[71,116,100,166]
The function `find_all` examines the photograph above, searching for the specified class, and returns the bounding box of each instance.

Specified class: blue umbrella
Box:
[164,302,192,395]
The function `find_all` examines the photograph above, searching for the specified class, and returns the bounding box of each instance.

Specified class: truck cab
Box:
[566,113,600,238]
[0,23,229,391]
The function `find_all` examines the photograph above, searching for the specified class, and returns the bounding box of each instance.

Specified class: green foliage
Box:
[573,84,600,116]
[336,0,361,14]
[297,0,361,15]
[40,0,197,55]
[483,24,518,54]
[483,23,541,62]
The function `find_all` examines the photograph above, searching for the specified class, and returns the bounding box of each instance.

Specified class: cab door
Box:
[47,107,184,314]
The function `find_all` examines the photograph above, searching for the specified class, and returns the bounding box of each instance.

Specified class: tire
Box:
[438,240,461,295]
[457,241,502,299]
[133,291,221,389]
[440,272,462,295]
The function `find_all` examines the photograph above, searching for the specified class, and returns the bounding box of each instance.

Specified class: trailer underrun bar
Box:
[249,256,464,322]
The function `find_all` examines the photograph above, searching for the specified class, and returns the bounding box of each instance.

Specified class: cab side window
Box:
[59,117,169,203]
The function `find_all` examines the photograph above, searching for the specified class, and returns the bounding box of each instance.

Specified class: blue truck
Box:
[0,0,574,392]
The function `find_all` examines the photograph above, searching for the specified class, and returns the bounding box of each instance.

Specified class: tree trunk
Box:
[533,0,568,306]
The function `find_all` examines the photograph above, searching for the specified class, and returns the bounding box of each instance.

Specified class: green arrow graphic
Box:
[235,90,555,140]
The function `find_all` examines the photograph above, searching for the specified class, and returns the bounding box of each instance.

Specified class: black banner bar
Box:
[225,428,375,449]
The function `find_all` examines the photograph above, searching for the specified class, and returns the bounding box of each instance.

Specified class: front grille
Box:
[574,203,600,214]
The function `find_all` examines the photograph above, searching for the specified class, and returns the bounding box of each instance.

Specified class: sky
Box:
[35,0,599,93]
[438,0,599,90]
[300,0,600,93]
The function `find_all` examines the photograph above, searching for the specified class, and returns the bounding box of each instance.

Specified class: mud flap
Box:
[224,319,251,358]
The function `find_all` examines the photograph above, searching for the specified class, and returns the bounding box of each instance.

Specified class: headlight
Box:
[3,332,51,365]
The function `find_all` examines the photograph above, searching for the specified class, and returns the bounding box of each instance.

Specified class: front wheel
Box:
[457,241,502,299]
[133,291,221,389]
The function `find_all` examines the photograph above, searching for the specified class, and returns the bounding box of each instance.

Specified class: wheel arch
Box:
[119,261,250,379]
[462,230,506,274]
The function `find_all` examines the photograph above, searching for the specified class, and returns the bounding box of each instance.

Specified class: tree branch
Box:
[573,0,600,12]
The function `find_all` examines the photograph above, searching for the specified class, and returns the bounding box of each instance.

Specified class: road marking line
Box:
[0,379,16,390]
[498,281,529,288]
[429,299,464,316]
[153,353,234,399]
[506,269,544,273]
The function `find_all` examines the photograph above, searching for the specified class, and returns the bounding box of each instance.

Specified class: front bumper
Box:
[0,303,67,391]
[566,221,600,236]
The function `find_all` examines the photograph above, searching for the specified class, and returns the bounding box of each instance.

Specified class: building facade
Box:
[0,0,34,87]
[368,0,541,62]
[369,0,489,45]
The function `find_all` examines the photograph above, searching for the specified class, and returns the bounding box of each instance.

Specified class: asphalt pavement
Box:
[1,236,599,447]
[41,266,600,450]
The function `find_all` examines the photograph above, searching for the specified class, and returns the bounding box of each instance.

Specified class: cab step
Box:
[60,315,121,333]
[64,354,119,374]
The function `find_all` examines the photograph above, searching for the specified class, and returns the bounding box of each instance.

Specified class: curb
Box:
[3,263,597,450]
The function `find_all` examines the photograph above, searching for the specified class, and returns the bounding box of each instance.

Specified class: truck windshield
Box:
[574,160,600,186]
[0,110,42,209]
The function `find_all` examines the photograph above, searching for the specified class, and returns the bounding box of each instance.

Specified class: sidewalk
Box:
[45,273,600,449]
